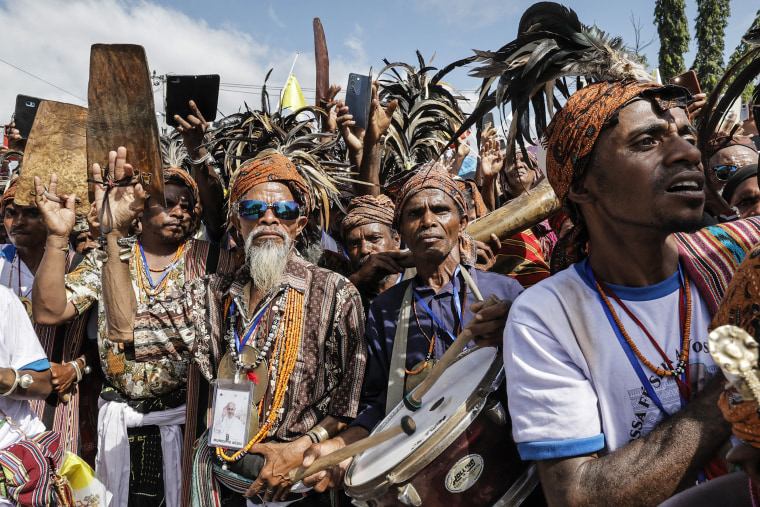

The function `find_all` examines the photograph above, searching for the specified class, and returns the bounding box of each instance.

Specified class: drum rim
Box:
[345,346,504,500]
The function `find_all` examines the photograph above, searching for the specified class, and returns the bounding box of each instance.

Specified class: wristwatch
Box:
[19,374,33,390]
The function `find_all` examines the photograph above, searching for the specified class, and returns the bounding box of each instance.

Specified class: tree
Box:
[629,11,656,69]
[726,10,760,103]
[691,0,731,95]
[654,0,690,81]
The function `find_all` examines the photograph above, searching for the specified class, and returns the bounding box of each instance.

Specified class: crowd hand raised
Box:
[5,125,25,152]
[174,100,209,159]
[364,81,398,147]
[34,174,77,238]
[245,439,310,503]
[321,84,342,133]
[336,99,365,154]
[464,297,512,348]
[50,362,77,400]
[300,438,352,492]
[480,123,504,183]
[686,93,707,122]
[91,146,146,236]
[474,233,501,271]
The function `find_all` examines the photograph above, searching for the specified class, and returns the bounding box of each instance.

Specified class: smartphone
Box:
[12,94,42,138]
[481,112,495,130]
[164,74,220,128]
[345,70,373,130]
[669,70,702,95]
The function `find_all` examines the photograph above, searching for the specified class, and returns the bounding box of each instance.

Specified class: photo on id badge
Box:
[209,379,253,449]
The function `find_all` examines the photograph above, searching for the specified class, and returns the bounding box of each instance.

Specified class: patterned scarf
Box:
[340,194,395,237]
[229,153,310,213]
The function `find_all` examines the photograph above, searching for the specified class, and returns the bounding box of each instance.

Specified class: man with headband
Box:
[33,149,236,507]
[341,194,410,304]
[94,150,366,506]
[297,162,523,492]
[504,80,760,505]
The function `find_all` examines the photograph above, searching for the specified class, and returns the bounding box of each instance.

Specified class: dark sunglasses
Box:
[233,200,301,220]
[713,164,739,182]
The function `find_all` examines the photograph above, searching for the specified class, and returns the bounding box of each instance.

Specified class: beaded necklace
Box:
[134,240,186,300]
[216,288,305,463]
[6,253,20,297]
[227,290,288,376]
[589,262,693,408]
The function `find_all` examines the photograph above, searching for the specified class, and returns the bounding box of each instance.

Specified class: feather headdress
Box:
[377,51,473,182]
[455,1,650,163]
[204,70,353,231]
[695,28,760,161]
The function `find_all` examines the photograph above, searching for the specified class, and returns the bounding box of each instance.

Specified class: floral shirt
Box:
[65,239,233,399]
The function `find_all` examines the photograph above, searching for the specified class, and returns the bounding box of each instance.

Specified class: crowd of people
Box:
[1,2,760,506]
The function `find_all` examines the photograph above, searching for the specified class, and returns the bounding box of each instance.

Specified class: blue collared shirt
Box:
[351,266,523,431]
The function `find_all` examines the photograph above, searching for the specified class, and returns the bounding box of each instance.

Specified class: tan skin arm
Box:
[244,415,348,503]
[536,373,730,507]
[0,367,53,400]
[32,175,78,325]
[300,425,370,492]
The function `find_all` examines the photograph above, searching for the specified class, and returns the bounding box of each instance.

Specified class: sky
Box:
[0,0,757,129]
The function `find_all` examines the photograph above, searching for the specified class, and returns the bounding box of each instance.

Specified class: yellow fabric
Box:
[281,74,306,111]
[60,452,94,490]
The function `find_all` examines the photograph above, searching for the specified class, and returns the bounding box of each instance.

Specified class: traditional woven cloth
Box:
[392,161,477,266]
[341,195,395,237]
[0,431,62,507]
[229,154,310,213]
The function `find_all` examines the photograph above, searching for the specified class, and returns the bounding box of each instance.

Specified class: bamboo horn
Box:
[289,416,416,483]
[466,178,560,243]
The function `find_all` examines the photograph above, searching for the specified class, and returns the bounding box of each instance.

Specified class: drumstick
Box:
[289,416,416,483]
[404,294,501,411]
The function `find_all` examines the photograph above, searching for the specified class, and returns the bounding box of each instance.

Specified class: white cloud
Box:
[268,4,286,29]
[0,0,366,129]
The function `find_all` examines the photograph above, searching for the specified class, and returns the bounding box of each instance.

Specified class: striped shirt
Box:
[130,253,367,442]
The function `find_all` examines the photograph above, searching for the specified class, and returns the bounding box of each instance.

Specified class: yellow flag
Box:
[280,74,306,111]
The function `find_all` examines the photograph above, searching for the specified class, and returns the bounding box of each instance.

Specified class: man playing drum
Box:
[504,80,760,506]
[300,162,523,492]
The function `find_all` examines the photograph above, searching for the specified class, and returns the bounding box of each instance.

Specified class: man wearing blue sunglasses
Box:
[96,151,366,506]
[705,134,758,193]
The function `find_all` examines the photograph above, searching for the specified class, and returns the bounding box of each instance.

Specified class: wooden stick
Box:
[404,294,501,411]
[289,416,416,483]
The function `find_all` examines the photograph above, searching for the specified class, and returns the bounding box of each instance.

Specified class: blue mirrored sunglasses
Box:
[233,200,301,220]
[713,164,738,182]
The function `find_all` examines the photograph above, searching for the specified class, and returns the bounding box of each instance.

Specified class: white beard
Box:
[245,228,291,294]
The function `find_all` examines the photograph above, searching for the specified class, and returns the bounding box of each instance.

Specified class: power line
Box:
[0,57,87,104]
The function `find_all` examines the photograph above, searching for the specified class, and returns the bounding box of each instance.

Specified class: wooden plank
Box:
[15,100,90,215]
[87,44,164,205]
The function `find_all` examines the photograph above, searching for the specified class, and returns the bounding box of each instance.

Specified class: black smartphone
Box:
[164,74,220,128]
[345,70,372,130]
[12,94,42,138]
[481,112,495,130]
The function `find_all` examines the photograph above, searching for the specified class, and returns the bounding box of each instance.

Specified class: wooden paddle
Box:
[289,416,416,484]
[15,100,90,215]
[313,18,329,109]
[87,44,164,206]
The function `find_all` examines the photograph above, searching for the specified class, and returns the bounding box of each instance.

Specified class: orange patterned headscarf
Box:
[539,80,692,272]
[229,153,310,213]
[164,167,199,206]
[341,194,395,237]
[1,178,19,211]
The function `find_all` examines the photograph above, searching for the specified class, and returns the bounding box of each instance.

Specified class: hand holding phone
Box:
[164,75,220,128]
[669,70,702,95]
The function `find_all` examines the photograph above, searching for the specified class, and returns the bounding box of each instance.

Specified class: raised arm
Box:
[32,174,78,325]
[356,83,397,197]
[175,100,225,241]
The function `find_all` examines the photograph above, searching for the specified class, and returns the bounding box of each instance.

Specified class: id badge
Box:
[209,379,254,449]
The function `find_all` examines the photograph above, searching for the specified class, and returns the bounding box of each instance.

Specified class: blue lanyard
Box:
[585,262,687,417]
[412,265,465,343]
[229,300,270,354]
[138,240,181,289]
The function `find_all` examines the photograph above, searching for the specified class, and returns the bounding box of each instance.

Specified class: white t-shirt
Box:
[0,245,33,299]
[504,259,718,460]
[0,285,48,450]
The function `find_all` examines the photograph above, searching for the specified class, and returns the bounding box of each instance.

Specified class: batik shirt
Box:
[65,239,224,399]
[130,253,367,442]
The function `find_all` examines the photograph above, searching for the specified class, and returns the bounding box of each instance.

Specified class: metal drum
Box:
[345,346,538,506]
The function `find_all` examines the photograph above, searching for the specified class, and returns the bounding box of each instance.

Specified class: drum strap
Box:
[385,266,482,414]
[386,283,414,414]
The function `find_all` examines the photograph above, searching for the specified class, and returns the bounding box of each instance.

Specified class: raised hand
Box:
[34,174,77,238]
[174,100,208,159]
[336,99,364,155]
[364,81,398,146]
[91,147,146,235]
[322,84,342,133]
